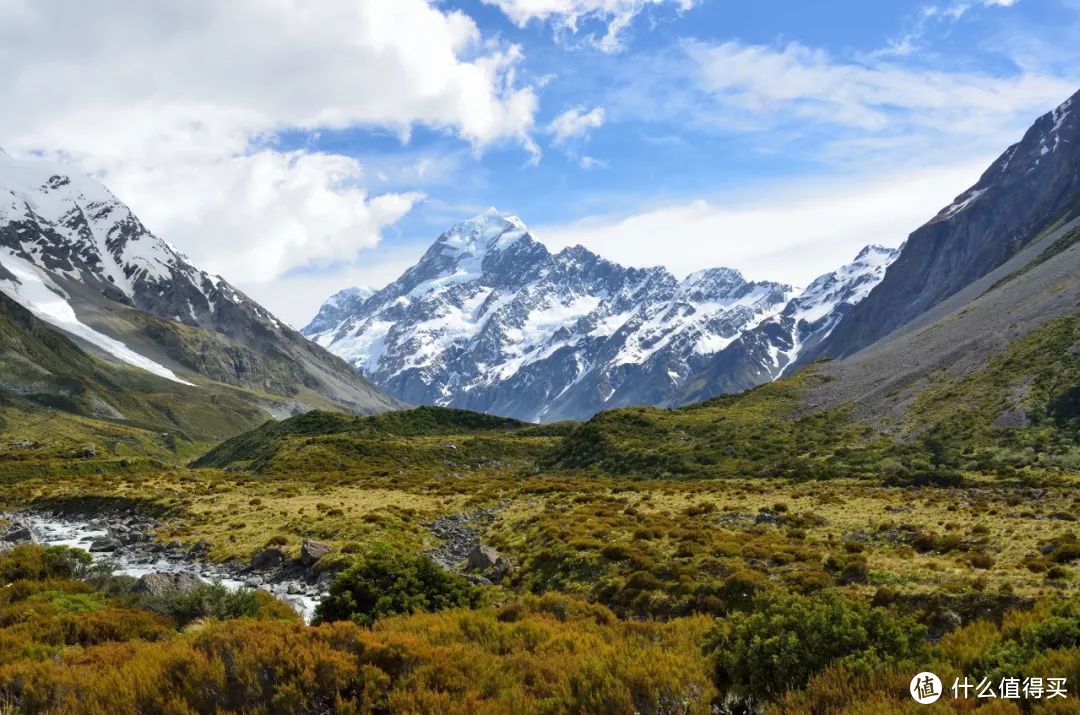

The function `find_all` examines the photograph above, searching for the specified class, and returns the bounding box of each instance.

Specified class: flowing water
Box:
[21,514,321,622]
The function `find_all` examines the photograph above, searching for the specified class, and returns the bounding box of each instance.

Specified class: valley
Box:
[0,41,1079,715]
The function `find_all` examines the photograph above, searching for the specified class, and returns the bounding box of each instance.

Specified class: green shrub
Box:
[0,545,92,583]
[139,582,266,627]
[704,591,926,697]
[314,549,481,626]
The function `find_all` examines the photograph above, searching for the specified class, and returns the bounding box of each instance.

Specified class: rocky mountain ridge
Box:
[306,210,897,421]
[0,149,401,425]
[808,88,1080,362]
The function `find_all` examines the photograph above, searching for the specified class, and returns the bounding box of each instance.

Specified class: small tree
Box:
[314,550,481,626]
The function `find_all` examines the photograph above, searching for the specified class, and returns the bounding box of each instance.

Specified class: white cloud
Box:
[879,0,1022,56]
[686,40,1075,135]
[547,106,607,144]
[534,160,993,287]
[484,0,698,52]
[118,150,422,288]
[944,0,1020,19]
[0,0,539,303]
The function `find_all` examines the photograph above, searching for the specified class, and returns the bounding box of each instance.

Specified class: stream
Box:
[17,513,323,623]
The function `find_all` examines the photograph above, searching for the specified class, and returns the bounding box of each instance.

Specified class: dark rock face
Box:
[811,89,1080,362]
[89,537,121,552]
[250,547,287,571]
[1,523,33,545]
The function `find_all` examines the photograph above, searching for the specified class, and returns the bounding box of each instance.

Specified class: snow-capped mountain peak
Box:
[0,151,183,299]
[672,243,901,406]
[0,151,399,416]
[304,210,881,423]
[437,208,527,256]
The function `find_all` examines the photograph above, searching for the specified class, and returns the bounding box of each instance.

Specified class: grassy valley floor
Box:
[1,362,1079,712]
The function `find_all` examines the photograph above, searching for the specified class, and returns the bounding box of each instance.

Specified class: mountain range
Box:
[306,89,1080,425]
[2,86,1078,443]
[303,211,898,422]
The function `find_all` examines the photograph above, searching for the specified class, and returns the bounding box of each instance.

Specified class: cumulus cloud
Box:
[117,150,422,286]
[484,0,698,52]
[0,0,538,304]
[547,106,606,144]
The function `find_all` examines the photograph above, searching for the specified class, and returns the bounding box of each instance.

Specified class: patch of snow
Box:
[0,247,193,385]
[941,188,987,219]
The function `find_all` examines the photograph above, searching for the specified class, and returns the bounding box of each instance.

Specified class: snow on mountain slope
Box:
[0,149,271,330]
[0,246,191,384]
[674,244,901,406]
[771,244,901,375]
[0,149,399,415]
[306,286,375,338]
[305,209,799,422]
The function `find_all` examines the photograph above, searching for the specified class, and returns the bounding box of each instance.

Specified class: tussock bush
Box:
[705,591,926,698]
[314,549,481,626]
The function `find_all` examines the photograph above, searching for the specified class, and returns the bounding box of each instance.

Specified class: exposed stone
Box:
[2,526,33,544]
[466,545,502,571]
[250,547,286,571]
[134,571,204,598]
[89,537,121,552]
[300,539,331,567]
[244,576,263,587]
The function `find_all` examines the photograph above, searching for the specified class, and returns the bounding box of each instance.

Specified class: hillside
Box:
[0,150,401,419]
[0,287,357,458]
[809,88,1080,362]
[191,406,545,473]
[211,205,1080,482]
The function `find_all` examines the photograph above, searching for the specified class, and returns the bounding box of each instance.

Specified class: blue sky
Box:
[2,0,1079,325]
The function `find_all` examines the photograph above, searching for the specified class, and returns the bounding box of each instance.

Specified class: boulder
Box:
[466,545,501,571]
[244,576,263,587]
[89,537,121,552]
[250,547,286,571]
[300,539,331,567]
[134,572,204,598]
[2,526,34,545]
